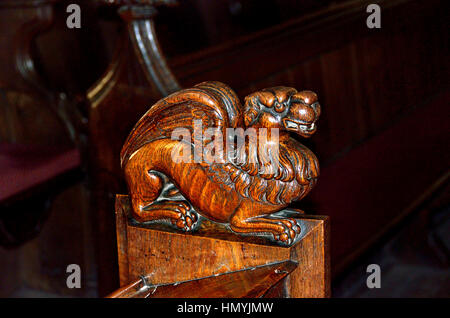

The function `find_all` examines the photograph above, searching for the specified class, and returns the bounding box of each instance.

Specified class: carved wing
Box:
[120,81,242,168]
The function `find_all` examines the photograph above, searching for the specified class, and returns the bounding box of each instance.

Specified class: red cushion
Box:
[0,143,81,202]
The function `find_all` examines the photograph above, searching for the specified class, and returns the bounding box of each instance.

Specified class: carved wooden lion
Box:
[121,82,320,245]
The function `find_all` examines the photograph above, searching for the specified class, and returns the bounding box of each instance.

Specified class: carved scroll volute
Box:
[0,0,55,96]
[0,0,80,144]
[86,0,182,179]
[102,0,180,96]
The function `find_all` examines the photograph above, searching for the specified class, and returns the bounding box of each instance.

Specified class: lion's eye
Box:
[274,103,285,112]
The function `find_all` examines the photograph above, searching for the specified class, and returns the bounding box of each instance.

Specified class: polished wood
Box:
[0,0,443,297]
[121,82,320,245]
[86,0,180,295]
[108,261,297,298]
[63,0,447,294]
[115,194,330,297]
[0,0,96,296]
[309,91,450,275]
[0,0,76,145]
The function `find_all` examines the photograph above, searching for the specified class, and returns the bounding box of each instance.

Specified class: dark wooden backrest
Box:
[0,0,75,145]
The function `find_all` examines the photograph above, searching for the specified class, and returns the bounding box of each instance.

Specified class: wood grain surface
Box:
[116,194,329,297]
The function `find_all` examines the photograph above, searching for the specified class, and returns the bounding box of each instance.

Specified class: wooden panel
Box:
[288,215,330,297]
[87,34,171,296]
[115,189,130,286]
[108,261,297,298]
[307,91,450,275]
[75,0,447,293]
[116,195,330,298]
[170,0,449,164]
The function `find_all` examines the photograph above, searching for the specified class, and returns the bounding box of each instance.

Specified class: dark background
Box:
[0,0,448,297]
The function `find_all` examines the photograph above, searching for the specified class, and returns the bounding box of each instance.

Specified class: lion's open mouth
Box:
[283,118,316,134]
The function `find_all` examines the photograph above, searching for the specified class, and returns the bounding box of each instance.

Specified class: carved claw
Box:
[273,218,301,246]
[138,199,199,231]
[170,201,199,232]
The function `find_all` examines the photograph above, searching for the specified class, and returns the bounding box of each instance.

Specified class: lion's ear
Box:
[257,91,275,107]
[292,91,318,105]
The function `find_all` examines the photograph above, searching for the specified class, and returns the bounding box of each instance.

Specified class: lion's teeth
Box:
[300,123,315,131]
[286,120,298,129]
